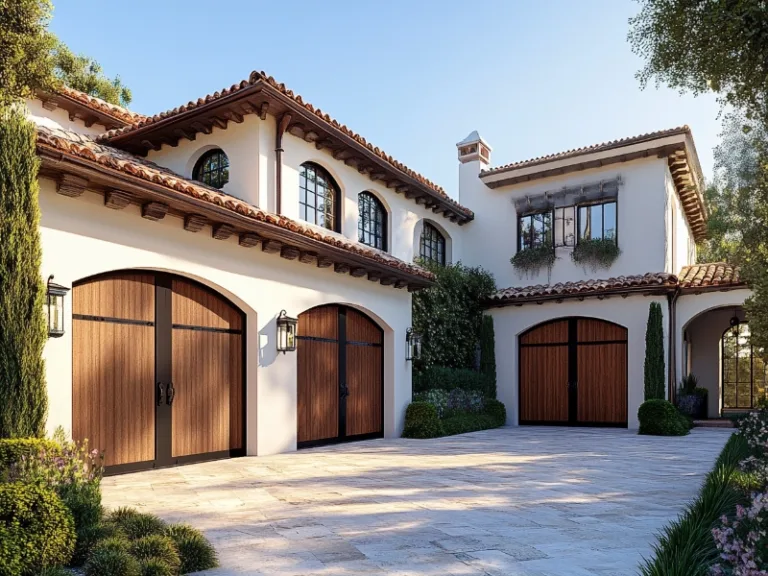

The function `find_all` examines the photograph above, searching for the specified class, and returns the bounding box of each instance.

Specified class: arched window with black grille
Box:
[192,149,229,189]
[722,322,768,409]
[299,163,340,232]
[358,192,387,250]
[419,221,446,266]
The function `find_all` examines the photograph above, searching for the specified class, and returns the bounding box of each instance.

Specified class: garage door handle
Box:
[156,382,165,406]
[166,382,176,406]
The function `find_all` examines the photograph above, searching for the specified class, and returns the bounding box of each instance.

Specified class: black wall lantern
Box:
[406,328,422,361]
[276,310,298,353]
[46,275,69,338]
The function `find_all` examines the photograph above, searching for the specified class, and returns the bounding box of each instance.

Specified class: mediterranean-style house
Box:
[25,72,753,473]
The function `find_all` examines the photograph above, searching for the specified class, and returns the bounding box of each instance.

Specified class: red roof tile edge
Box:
[481,126,691,176]
[55,86,148,126]
[34,123,434,282]
[678,262,744,289]
[96,71,471,218]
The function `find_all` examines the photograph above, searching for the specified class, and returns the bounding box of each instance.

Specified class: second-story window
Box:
[518,212,553,251]
[578,201,617,242]
[299,162,340,232]
[420,222,446,266]
[193,149,229,189]
[358,192,387,250]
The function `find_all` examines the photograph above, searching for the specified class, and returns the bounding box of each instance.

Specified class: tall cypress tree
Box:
[0,107,48,438]
[644,302,666,401]
[479,315,497,398]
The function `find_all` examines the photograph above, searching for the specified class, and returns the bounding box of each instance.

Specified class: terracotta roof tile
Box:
[489,273,678,304]
[678,262,744,289]
[96,71,471,217]
[56,86,148,127]
[481,126,691,176]
[34,121,433,282]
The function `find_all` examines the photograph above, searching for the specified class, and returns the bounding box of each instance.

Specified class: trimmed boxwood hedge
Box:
[638,399,690,436]
[0,482,76,575]
[0,437,61,469]
[402,399,506,439]
[413,366,495,399]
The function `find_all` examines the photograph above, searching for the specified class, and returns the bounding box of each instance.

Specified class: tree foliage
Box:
[412,262,496,371]
[629,0,768,119]
[644,302,666,401]
[0,0,132,106]
[479,315,496,389]
[0,108,49,438]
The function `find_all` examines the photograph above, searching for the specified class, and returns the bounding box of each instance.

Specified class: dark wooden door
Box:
[519,318,627,427]
[72,271,245,473]
[297,305,383,447]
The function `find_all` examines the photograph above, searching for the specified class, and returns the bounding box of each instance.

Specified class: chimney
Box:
[456,130,492,166]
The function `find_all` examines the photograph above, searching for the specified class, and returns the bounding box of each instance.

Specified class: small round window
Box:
[193,149,229,189]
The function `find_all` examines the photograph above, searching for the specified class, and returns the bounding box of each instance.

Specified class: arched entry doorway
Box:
[72,271,245,473]
[297,305,383,447]
[722,322,768,410]
[519,317,627,426]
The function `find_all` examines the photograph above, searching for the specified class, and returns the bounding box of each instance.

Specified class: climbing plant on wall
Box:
[644,301,666,401]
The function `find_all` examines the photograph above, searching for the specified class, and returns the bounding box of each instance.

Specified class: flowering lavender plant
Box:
[712,493,768,575]
[738,412,768,484]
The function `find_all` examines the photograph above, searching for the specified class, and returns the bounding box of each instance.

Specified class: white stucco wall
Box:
[39,179,414,455]
[25,99,109,137]
[147,116,463,265]
[461,158,670,290]
[489,295,669,429]
[664,168,696,273]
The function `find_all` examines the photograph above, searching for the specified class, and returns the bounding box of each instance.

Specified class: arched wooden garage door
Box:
[72,271,245,473]
[519,317,627,426]
[297,305,383,447]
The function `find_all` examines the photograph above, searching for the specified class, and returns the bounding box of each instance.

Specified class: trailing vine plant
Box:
[510,245,556,280]
[570,238,621,272]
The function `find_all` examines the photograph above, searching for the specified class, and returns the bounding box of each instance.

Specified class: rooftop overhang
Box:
[480,133,707,241]
[36,90,133,131]
[103,79,473,225]
[36,143,435,292]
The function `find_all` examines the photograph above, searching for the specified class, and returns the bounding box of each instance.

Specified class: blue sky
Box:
[50,0,722,198]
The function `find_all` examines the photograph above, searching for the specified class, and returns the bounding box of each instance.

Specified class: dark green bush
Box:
[139,558,176,576]
[0,482,75,575]
[129,535,180,573]
[165,524,218,574]
[644,302,666,400]
[0,438,60,469]
[37,568,72,576]
[402,402,442,439]
[92,535,130,554]
[441,413,500,436]
[479,315,496,394]
[638,399,690,436]
[413,365,495,398]
[484,399,507,425]
[84,547,140,576]
[62,480,103,565]
[107,508,167,540]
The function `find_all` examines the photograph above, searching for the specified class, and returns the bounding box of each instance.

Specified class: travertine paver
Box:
[101,427,730,576]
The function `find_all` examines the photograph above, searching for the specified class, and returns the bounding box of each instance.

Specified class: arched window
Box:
[193,149,229,189]
[358,192,387,250]
[722,323,768,409]
[419,222,446,266]
[299,163,340,232]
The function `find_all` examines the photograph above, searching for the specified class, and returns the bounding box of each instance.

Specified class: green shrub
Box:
[484,399,507,425]
[63,480,103,565]
[0,438,60,469]
[0,482,75,575]
[693,387,708,398]
[402,402,442,439]
[644,302,666,400]
[129,535,180,573]
[510,245,556,278]
[638,399,689,436]
[36,568,72,576]
[570,237,621,271]
[441,413,500,436]
[139,558,176,576]
[106,508,167,540]
[479,315,497,396]
[92,535,130,554]
[84,547,141,576]
[165,524,219,574]
[413,365,495,398]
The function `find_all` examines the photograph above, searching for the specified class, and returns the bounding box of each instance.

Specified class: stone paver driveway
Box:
[102,427,730,576]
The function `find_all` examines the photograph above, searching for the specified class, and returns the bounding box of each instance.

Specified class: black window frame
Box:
[722,323,768,410]
[419,221,446,266]
[576,200,618,244]
[299,162,341,233]
[192,149,230,190]
[517,210,554,252]
[358,192,388,251]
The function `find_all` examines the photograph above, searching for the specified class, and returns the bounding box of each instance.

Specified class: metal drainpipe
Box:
[275,114,292,215]
[667,287,681,403]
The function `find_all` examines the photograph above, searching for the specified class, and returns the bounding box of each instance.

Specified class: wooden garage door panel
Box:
[346,345,382,436]
[577,319,627,343]
[74,273,155,321]
[520,345,569,423]
[346,309,383,344]
[297,339,339,443]
[577,343,627,424]
[521,320,569,345]
[299,306,338,340]
[172,329,239,457]
[172,279,241,331]
[73,320,154,467]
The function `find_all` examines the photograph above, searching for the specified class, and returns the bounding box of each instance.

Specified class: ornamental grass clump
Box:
[164,524,219,574]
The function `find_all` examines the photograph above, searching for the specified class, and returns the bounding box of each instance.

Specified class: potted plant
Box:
[676,373,707,419]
